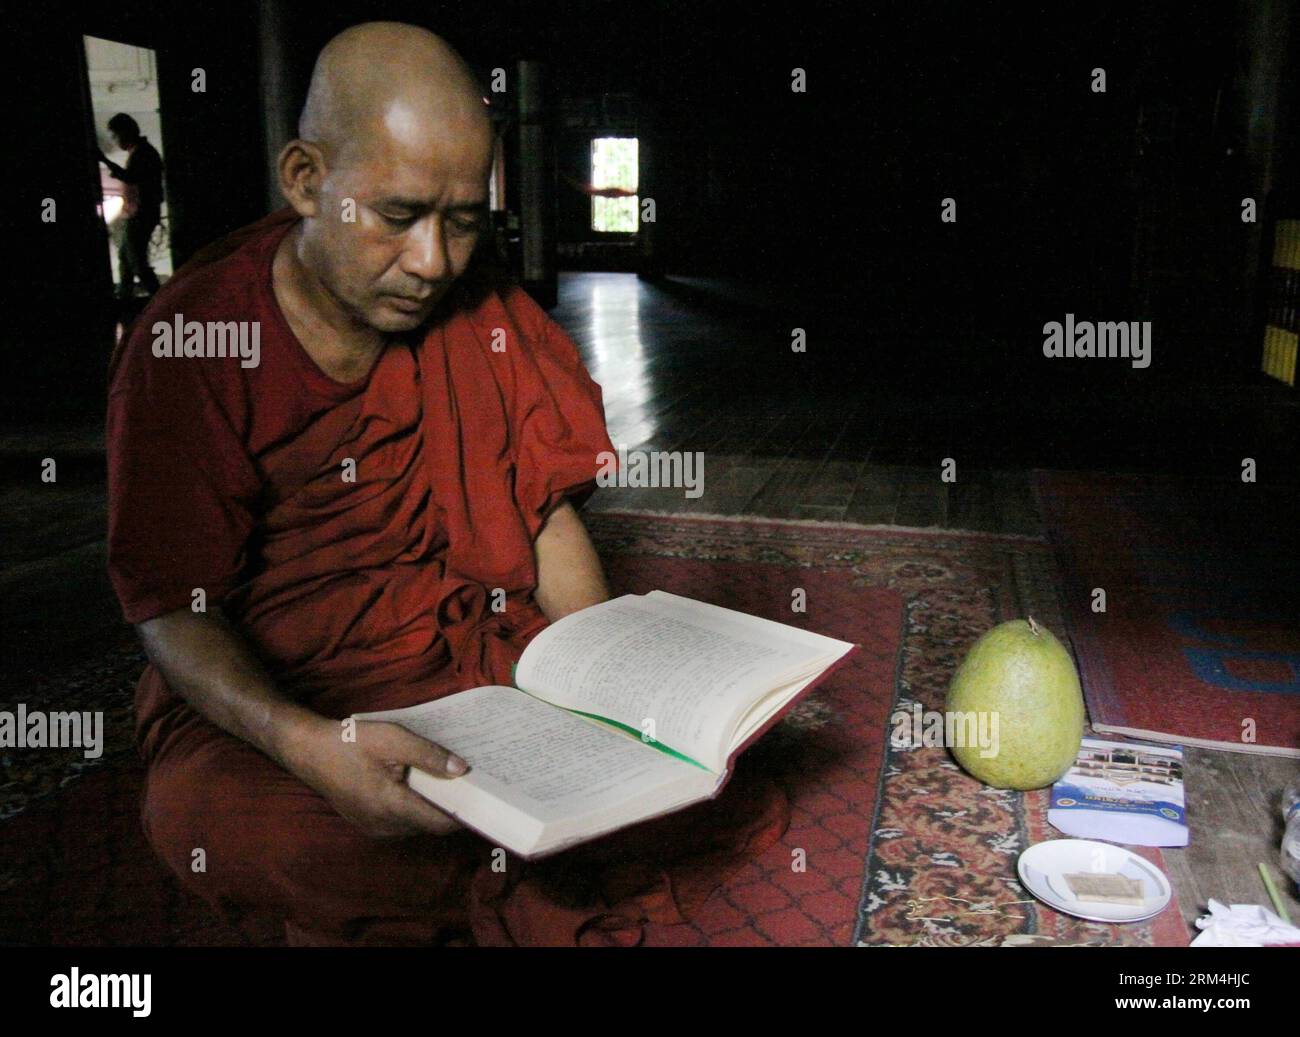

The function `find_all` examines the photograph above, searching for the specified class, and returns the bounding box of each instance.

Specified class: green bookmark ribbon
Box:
[510,663,708,771]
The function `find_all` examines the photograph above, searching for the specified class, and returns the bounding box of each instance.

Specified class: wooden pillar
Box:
[636,102,661,281]
[517,59,557,309]
[1235,0,1293,357]
[256,0,298,214]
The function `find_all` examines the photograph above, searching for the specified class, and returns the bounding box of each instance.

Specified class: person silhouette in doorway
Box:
[98,113,164,300]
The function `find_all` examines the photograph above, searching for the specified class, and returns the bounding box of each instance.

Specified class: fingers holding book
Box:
[309,719,471,839]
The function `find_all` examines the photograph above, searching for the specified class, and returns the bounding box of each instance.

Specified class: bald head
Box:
[277,22,496,336]
[299,22,490,167]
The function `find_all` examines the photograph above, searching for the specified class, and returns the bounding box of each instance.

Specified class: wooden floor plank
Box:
[947,470,999,532]
[894,466,947,528]
[844,465,903,525]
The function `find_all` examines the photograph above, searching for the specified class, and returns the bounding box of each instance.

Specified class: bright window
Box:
[591,137,638,233]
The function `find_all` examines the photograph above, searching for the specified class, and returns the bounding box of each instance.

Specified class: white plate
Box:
[1017,839,1172,923]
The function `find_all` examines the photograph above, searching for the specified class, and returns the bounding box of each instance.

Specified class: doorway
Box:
[82,34,172,297]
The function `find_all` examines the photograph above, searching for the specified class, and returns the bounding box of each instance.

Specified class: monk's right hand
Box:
[298,718,471,838]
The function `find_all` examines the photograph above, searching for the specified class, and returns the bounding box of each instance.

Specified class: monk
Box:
[106,22,788,947]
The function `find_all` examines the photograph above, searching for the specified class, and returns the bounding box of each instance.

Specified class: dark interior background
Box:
[5,0,1297,465]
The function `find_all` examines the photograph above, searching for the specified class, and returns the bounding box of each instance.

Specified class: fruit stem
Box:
[1027,616,1040,636]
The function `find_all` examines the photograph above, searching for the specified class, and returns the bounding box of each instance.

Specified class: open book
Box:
[354,591,858,859]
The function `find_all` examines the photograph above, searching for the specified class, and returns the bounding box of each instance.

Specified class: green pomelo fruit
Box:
[944,617,1084,790]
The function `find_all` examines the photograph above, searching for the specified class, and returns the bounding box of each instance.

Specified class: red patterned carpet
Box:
[1035,472,1300,756]
[1,511,1191,946]
[591,513,1188,946]
[598,551,902,945]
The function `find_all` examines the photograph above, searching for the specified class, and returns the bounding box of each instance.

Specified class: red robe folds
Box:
[106,210,788,946]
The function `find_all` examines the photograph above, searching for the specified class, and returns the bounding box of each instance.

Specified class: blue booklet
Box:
[1048,737,1188,847]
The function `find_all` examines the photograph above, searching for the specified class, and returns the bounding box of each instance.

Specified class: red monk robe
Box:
[106,209,789,946]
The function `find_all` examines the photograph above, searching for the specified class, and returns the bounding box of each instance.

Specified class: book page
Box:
[516,594,832,771]
[645,591,853,653]
[358,686,702,826]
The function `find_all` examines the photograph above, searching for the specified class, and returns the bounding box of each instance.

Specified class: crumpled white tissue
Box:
[1190,899,1300,947]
